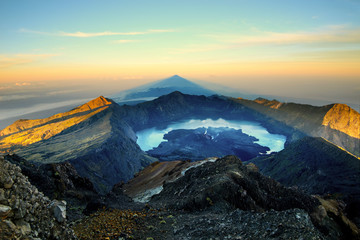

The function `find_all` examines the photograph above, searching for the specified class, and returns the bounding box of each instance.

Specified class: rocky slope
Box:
[149,155,359,239]
[0,96,113,145]
[122,160,210,203]
[0,157,76,239]
[250,136,360,227]
[235,97,360,156]
[150,155,319,212]
[0,96,155,193]
[75,155,359,239]
[4,153,99,221]
[250,137,360,199]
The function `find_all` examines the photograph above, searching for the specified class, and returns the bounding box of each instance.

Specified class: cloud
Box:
[0,54,59,68]
[20,28,176,38]
[112,39,140,44]
[166,26,360,56]
[147,29,176,33]
[209,25,360,46]
[0,86,11,90]
[0,94,38,101]
[19,29,49,35]
[0,56,32,68]
[15,82,32,87]
[168,44,226,54]
[60,31,145,37]
[46,89,81,96]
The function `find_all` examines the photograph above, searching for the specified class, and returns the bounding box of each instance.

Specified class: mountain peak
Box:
[0,96,114,145]
[322,103,360,139]
[254,97,282,109]
[87,95,113,107]
[158,75,192,85]
[75,96,113,112]
[111,75,215,102]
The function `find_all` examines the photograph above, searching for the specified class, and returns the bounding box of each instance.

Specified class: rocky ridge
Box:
[4,154,98,221]
[0,96,112,148]
[235,97,360,156]
[0,96,156,193]
[0,157,75,239]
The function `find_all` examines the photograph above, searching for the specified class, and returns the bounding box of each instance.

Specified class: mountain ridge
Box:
[234,97,360,156]
[0,96,155,193]
[0,96,113,138]
[1,92,359,192]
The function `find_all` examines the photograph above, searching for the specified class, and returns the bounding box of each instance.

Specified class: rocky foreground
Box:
[73,155,360,239]
[1,155,360,239]
[0,157,76,239]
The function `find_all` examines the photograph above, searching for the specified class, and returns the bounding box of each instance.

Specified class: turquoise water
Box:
[136,118,286,153]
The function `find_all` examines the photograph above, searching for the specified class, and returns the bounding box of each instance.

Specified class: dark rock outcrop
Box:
[169,209,324,240]
[124,155,359,239]
[4,153,99,221]
[4,154,96,200]
[151,156,319,213]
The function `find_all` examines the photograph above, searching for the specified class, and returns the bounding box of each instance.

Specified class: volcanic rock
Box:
[0,157,75,239]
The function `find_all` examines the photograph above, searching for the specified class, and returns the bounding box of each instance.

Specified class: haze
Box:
[1,0,359,126]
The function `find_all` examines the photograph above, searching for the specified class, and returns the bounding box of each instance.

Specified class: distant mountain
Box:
[111,75,216,104]
[0,96,155,193]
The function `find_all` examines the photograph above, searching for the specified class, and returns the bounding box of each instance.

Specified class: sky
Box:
[0,0,359,124]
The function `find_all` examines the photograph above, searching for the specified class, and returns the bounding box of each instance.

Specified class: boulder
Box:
[50,200,67,223]
[0,204,11,218]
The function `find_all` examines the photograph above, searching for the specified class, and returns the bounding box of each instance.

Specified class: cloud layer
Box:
[19,28,175,38]
[0,54,59,68]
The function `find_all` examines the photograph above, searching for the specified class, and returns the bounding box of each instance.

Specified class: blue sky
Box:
[0,0,359,119]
